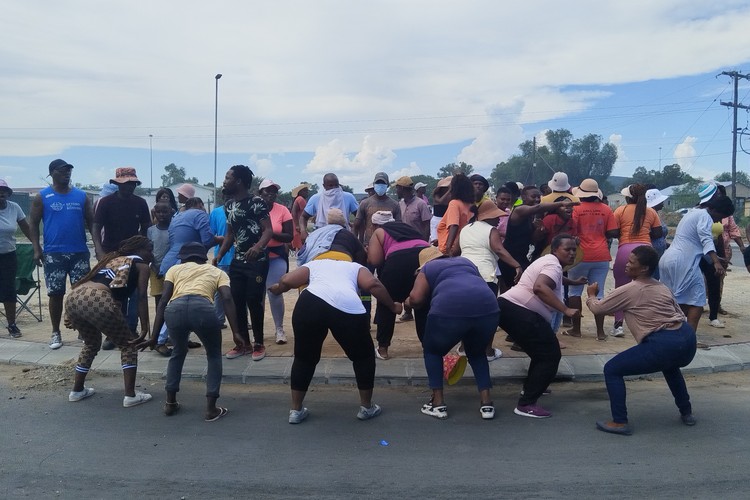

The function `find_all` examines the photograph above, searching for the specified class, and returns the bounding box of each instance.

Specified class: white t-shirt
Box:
[303,259,366,314]
[500,254,562,322]
[0,201,25,254]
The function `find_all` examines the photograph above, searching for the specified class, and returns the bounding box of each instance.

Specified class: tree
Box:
[160,163,199,187]
[489,129,618,190]
[437,162,473,178]
[715,171,750,186]
[627,163,695,189]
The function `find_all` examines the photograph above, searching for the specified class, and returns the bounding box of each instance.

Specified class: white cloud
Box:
[247,154,277,179]
[609,133,628,171]
[304,136,397,189]
[674,136,698,171]
[457,101,526,173]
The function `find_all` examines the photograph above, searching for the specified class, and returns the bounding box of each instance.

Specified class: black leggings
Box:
[291,290,375,392]
[376,247,426,346]
[229,259,269,346]
[699,258,721,321]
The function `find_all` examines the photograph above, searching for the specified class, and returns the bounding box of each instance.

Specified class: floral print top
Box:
[225,196,270,262]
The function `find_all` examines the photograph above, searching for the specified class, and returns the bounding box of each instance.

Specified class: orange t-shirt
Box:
[437,200,472,253]
[572,201,618,261]
[613,204,661,244]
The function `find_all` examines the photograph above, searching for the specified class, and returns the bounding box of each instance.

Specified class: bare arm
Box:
[269,266,311,294]
[299,211,312,242]
[137,280,174,350]
[28,194,43,263]
[218,286,244,348]
[533,274,579,318]
[214,222,235,265]
[273,220,294,244]
[489,227,522,284]
[135,262,151,338]
[367,228,386,268]
[407,272,430,309]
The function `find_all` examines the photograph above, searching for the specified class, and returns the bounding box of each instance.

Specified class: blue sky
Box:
[2,1,749,197]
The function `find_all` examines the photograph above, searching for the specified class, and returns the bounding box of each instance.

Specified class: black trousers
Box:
[498,297,561,405]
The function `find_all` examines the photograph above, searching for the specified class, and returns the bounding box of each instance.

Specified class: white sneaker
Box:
[480,404,495,420]
[357,403,382,421]
[709,319,725,328]
[289,407,310,424]
[275,327,287,345]
[49,332,63,350]
[486,347,503,362]
[69,387,95,402]
[611,326,625,337]
[123,392,152,408]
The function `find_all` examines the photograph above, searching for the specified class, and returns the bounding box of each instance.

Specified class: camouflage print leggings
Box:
[64,286,138,373]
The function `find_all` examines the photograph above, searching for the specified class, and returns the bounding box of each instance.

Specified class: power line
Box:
[719,70,750,200]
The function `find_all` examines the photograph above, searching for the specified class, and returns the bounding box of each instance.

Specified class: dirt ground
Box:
[4,253,750,361]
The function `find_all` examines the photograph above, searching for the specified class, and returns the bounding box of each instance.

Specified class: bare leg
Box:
[205,396,220,420]
[566,296,583,336]
[291,389,306,411]
[72,370,87,392]
[49,294,64,332]
[358,388,373,408]
[122,367,137,397]
[479,388,492,406]
[430,388,445,406]
[595,313,606,340]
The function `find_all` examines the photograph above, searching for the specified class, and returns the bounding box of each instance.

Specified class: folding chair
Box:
[14,243,43,322]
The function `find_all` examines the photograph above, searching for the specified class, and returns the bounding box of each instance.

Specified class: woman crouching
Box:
[586,245,696,436]
[64,235,153,407]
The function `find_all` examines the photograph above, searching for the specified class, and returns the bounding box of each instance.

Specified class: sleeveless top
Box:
[459,221,497,283]
[90,255,143,302]
[503,207,534,261]
[40,186,88,253]
[382,231,428,259]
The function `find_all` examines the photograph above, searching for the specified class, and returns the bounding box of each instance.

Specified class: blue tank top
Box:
[41,186,88,253]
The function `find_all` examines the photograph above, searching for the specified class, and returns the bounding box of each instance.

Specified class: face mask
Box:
[373,184,388,196]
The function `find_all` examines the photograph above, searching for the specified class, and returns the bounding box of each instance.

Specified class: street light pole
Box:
[213,73,222,208]
[149,134,153,192]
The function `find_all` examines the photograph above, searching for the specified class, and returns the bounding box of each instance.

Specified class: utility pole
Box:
[720,70,750,202]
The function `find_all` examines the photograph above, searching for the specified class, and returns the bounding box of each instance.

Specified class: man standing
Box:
[396,176,431,241]
[353,172,401,245]
[92,167,151,342]
[29,159,98,349]
[299,173,359,242]
[214,165,273,361]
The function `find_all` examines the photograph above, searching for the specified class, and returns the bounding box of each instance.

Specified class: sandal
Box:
[164,401,180,416]
[561,330,581,338]
[205,407,229,422]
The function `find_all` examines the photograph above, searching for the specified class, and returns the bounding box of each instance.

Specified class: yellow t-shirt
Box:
[165,262,230,304]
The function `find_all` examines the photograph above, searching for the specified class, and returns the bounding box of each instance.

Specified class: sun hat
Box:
[258,179,281,191]
[443,354,468,385]
[645,188,669,208]
[177,242,208,263]
[477,199,504,220]
[176,183,195,198]
[620,184,633,197]
[436,176,453,188]
[698,182,717,204]
[364,183,374,191]
[414,182,427,190]
[0,179,13,195]
[417,246,447,272]
[48,159,74,174]
[572,178,603,200]
[371,210,395,225]
[291,183,310,198]
[548,172,571,192]
[394,176,414,187]
[110,167,141,185]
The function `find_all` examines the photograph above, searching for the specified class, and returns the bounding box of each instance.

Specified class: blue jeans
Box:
[604,323,696,423]
[164,296,223,399]
[423,313,498,391]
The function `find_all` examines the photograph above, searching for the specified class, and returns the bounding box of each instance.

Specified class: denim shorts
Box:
[567,261,609,298]
[43,251,91,296]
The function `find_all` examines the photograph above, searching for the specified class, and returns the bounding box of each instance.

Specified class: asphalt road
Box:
[1,367,749,499]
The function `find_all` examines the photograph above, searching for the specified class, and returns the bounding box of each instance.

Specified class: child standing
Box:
[147,202,174,356]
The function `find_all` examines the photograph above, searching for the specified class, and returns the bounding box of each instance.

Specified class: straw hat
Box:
[417,246,446,271]
[291,183,311,198]
[477,200,504,220]
[572,178,603,200]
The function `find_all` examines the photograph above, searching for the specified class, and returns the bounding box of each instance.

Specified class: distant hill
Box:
[606,175,630,191]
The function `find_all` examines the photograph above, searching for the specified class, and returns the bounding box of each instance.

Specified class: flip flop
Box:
[561,330,582,338]
[205,407,228,422]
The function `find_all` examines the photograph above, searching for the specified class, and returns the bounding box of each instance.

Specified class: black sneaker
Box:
[7,324,22,338]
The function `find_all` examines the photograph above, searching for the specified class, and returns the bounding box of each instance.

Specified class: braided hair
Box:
[74,235,152,288]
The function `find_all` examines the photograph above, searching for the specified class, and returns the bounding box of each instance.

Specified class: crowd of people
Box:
[1,159,743,434]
